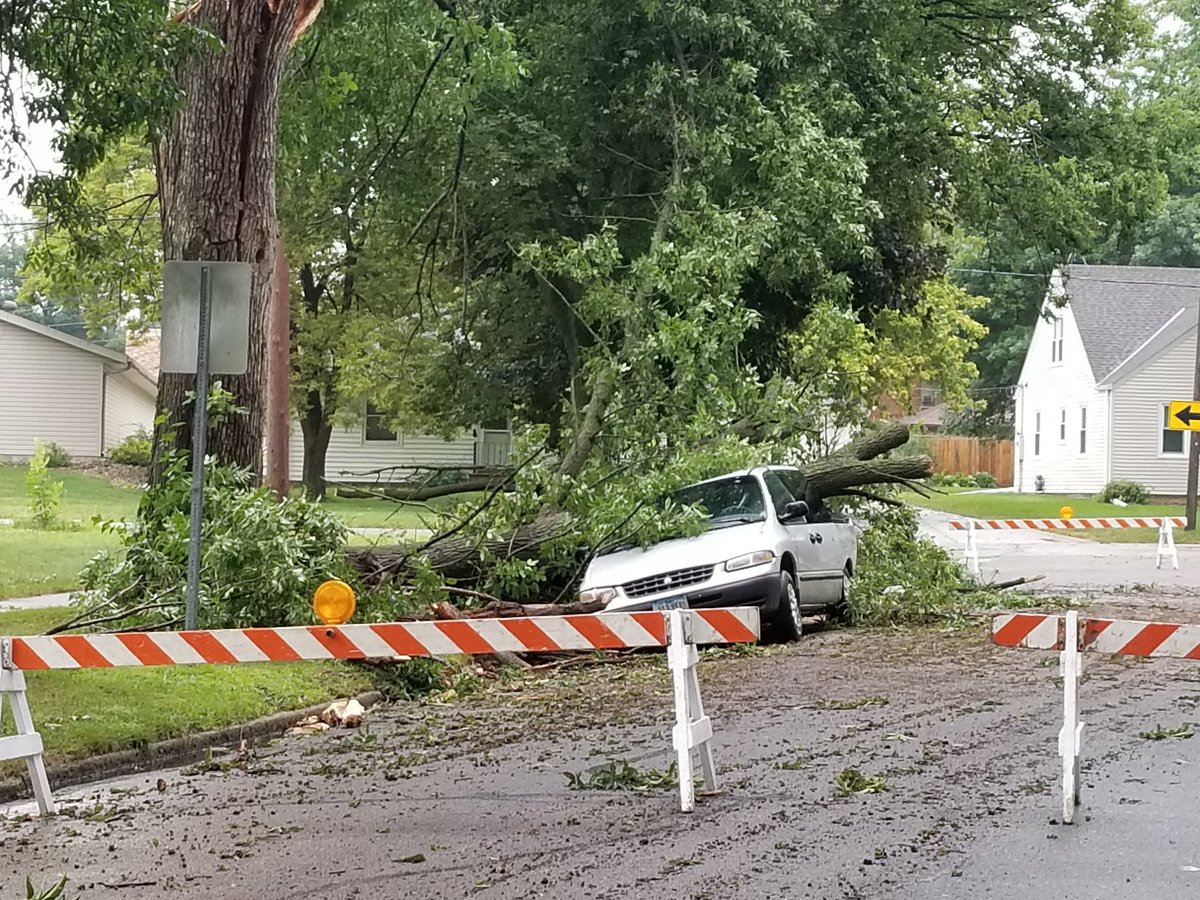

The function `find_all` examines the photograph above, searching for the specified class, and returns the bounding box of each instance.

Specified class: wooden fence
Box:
[931,436,1014,487]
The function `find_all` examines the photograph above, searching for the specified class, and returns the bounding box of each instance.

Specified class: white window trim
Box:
[363,403,404,445]
[1033,411,1041,457]
[1160,403,1188,458]
[1050,317,1064,366]
[1079,405,1087,455]
[1058,408,1067,443]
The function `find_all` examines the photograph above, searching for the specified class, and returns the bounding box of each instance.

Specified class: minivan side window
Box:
[762,471,796,517]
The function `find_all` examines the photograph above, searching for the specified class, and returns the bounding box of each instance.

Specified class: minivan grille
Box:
[622,565,713,599]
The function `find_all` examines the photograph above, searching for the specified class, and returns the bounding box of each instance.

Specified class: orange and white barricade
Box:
[0,607,759,815]
[992,610,1200,824]
[953,517,1182,573]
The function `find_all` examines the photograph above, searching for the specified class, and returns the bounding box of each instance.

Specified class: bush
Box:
[40,440,71,468]
[25,441,64,529]
[930,471,998,489]
[1097,480,1149,505]
[847,507,968,626]
[77,453,350,630]
[108,429,153,467]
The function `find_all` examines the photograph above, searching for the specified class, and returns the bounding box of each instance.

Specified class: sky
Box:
[1,80,60,221]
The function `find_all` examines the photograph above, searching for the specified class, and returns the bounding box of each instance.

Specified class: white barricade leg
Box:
[1157,519,1179,570]
[0,641,55,815]
[667,610,717,813]
[1058,610,1083,824]
[963,521,980,576]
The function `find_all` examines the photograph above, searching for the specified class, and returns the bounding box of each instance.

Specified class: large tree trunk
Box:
[348,512,570,587]
[300,389,332,500]
[150,0,321,484]
[346,422,931,588]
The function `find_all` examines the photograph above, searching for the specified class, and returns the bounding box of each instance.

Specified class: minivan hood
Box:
[583,520,770,589]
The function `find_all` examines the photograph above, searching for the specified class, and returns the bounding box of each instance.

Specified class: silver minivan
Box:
[578,466,858,640]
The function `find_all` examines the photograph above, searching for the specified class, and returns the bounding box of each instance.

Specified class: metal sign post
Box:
[185,267,213,631]
[162,260,251,632]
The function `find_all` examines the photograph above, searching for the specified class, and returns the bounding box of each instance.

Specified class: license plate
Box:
[652,595,688,611]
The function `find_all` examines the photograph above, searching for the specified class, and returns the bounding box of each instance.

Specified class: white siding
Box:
[1109,327,1198,494]
[286,421,480,483]
[0,320,104,458]
[1014,290,1110,494]
[102,370,156,451]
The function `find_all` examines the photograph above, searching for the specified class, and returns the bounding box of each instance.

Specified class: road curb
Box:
[0,689,385,805]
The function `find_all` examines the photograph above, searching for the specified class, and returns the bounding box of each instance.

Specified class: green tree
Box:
[278,0,521,498]
[1,0,326,482]
[19,138,161,338]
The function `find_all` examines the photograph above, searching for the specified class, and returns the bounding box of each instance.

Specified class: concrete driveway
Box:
[919,510,1200,592]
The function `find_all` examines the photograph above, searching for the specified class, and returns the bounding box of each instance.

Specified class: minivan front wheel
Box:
[772,570,803,642]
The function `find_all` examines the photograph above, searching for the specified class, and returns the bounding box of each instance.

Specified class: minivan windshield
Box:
[672,475,767,527]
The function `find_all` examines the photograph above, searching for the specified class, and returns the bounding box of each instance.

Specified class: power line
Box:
[952,266,1200,292]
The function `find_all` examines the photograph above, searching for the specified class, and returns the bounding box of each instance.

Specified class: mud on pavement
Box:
[4,596,1200,900]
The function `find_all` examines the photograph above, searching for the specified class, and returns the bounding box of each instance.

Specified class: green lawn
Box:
[0,464,141,525]
[900,490,1183,521]
[0,607,375,772]
[1063,528,1200,544]
[0,463,456,601]
[0,529,121,600]
[319,490,480,529]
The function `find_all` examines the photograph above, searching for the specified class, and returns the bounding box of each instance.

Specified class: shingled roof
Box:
[1063,265,1200,382]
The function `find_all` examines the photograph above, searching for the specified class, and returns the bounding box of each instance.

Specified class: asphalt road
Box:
[919,510,1200,592]
[5,608,1200,900]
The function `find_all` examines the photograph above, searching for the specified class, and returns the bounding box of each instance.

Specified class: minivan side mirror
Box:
[782,499,809,522]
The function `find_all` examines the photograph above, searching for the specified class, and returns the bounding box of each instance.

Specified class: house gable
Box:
[1013,271,1108,494]
[1065,265,1200,382]
[0,315,105,457]
[1108,322,1200,493]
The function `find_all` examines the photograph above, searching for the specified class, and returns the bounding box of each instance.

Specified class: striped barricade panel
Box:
[4,608,761,671]
[992,612,1200,659]
[951,517,1185,531]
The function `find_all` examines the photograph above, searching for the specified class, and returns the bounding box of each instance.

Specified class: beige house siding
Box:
[0,319,104,457]
[102,370,156,452]
[1109,328,1197,494]
[1014,288,1110,494]
[286,421,481,483]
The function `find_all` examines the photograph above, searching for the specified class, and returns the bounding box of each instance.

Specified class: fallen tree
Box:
[346,422,932,589]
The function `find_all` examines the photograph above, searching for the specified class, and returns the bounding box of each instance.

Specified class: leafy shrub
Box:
[77,454,350,630]
[930,471,998,489]
[1097,480,1149,505]
[108,429,152,467]
[25,442,64,529]
[847,507,967,625]
[40,441,71,468]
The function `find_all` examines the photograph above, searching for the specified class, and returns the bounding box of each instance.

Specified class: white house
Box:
[0,310,157,459]
[127,329,509,482]
[1013,265,1200,496]
[285,414,512,485]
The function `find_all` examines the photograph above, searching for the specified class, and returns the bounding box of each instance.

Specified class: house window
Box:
[1034,412,1041,456]
[1051,317,1064,363]
[364,403,399,442]
[1163,404,1186,455]
[1079,406,1087,454]
[918,384,939,410]
[1059,409,1067,442]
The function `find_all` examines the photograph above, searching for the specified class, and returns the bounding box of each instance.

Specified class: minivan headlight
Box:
[725,550,775,572]
[579,587,617,604]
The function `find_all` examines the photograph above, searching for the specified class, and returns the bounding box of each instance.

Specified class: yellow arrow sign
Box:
[1168,400,1200,431]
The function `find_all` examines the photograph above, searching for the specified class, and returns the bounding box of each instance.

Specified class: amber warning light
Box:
[312,579,356,625]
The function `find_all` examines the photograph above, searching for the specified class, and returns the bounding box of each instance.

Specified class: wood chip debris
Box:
[286,697,367,735]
